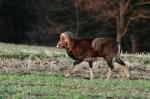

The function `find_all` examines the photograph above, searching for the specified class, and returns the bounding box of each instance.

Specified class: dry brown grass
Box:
[0,56,149,80]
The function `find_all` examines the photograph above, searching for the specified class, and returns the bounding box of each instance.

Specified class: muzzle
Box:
[56,41,66,49]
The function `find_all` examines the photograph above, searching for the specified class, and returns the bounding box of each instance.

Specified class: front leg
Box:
[65,60,82,77]
[88,61,93,80]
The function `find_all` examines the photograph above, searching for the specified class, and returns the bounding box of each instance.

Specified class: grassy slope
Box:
[0,43,150,99]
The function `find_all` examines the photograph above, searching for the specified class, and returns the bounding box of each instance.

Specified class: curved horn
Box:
[65,31,74,38]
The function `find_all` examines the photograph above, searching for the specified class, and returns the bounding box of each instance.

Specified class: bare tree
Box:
[74,0,150,39]
[74,0,80,36]
[113,0,150,43]
[74,0,150,52]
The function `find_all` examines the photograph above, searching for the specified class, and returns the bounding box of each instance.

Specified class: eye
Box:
[62,37,65,40]
[60,37,65,41]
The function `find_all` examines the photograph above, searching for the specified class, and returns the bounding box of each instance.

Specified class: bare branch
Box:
[125,0,130,11]
[121,14,150,37]
[124,1,150,16]
[119,0,131,16]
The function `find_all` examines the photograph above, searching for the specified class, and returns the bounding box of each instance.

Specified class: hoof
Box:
[106,77,110,80]
[125,76,131,80]
[65,73,70,77]
[89,78,93,80]
[64,69,70,77]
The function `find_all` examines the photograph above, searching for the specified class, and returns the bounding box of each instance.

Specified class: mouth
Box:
[56,45,60,49]
[56,45,63,49]
[56,47,61,49]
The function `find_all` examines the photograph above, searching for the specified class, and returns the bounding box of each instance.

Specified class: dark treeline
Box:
[0,0,149,52]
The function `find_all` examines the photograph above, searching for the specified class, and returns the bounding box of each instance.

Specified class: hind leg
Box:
[115,57,130,79]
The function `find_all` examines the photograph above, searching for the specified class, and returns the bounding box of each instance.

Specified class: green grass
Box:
[0,43,66,59]
[0,74,150,99]
[0,42,150,99]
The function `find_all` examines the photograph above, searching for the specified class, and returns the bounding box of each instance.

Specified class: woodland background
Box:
[0,0,149,52]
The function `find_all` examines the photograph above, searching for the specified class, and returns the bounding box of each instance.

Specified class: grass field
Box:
[0,43,150,99]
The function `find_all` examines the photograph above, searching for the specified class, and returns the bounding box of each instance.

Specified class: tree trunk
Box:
[115,0,124,43]
[116,32,122,43]
[75,0,79,37]
[116,8,122,43]
[130,33,138,53]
